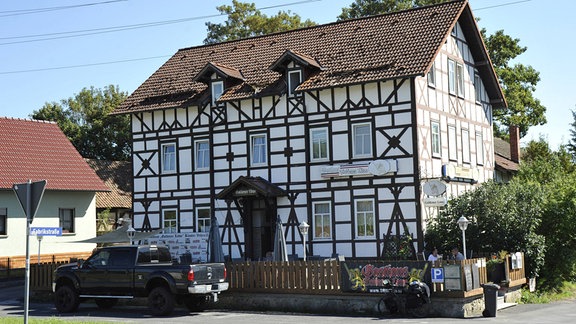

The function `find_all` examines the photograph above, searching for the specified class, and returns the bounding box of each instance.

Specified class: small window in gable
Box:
[288,70,302,97]
[427,62,436,87]
[474,73,482,103]
[211,81,224,106]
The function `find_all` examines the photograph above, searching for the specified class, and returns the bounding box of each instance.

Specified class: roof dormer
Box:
[269,49,322,97]
[192,62,245,106]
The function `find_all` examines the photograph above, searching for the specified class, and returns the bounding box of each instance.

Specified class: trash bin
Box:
[481,283,500,317]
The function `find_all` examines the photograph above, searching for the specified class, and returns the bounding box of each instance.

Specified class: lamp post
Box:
[127,225,136,245]
[457,216,470,259]
[298,221,310,261]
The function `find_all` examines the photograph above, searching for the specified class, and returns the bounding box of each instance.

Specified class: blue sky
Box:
[1,0,573,149]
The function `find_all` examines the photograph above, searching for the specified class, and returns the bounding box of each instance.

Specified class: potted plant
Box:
[486,250,507,284]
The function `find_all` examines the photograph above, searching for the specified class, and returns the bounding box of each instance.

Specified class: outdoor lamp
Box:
[298,221,310,261]
[457,216,470,259]
[127,225,136,245]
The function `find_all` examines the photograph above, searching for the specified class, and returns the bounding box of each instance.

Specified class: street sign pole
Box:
[13,179,47,324]
[24,180,31,324]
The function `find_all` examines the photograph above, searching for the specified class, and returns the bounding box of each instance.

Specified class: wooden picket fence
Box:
[0,252,91,280]
[226,260,342,294]
[27,254,526,295]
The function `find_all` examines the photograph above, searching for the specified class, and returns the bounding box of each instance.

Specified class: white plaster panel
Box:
[312,244,333,257]
[250,169,268,179]
[310,182,328,190]
[396,83,411,102]
[332,134,349,160]
[180,211,193,227]
[334,190,351,204]
[332,88,347,107]
[364,82,379,104]
[291,151,306,164]
[231,142,247,155]
[394,112,412,125]
[232,158,248,169]
[335,224,352,240]
[213,144,228,158]
[147,178,159,192]
[179,175,193,190]
[375,114,392,128]
[214,159,229,171]
[270,167,288,183]
[147,140,158,150]
[290,166,307,182]
[270,139,285,152]
[355,243,376,257]
[161,176,178,191]
[194,173,210,188]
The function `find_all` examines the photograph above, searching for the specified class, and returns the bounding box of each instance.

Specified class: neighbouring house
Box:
[493,126,521,183]
[112,0,505,261]
[85,159,133,234]
[0,117,109,258]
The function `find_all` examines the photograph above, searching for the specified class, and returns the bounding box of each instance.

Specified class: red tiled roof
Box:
[0,117,109,191]
[85,159,132,209]
[114,0,505,115]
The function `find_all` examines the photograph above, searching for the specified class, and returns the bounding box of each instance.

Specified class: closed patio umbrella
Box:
[273,216,289,262]
[208,215,225,263]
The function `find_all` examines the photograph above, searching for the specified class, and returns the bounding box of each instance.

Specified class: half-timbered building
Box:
[114,0,505,261]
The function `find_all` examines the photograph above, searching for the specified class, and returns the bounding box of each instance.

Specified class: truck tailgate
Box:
[190,263,226,283]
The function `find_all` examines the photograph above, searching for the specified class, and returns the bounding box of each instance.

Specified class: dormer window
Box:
[288,70,302,97]
[211,81,224,106]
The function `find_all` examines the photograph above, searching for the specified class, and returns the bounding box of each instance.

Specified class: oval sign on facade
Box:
[423,180,446,197]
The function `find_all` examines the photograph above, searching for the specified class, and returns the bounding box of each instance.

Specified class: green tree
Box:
[517,142,576,286]
[337,0,445,20]
[31,85,130,161]
[568,109,576,157]
[204,0,316,44]
[338,0,546,138]
[424,180,546,279]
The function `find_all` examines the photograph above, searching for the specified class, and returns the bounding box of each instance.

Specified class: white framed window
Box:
[195,140,210,170]
[474,73,482,103]
[211,81,224,106]
[431,121,441,157]
[197,208,211,233]
[288,70,302,97]
[448,125,457,161]
[311,127,329,160]
[313,202,331,239]
[456,63,465,97]
[476,132,484,165]
[0,208,7,235]
[355,199,375,238]
[59,208,75,233]
[163,209,177,233]
[250,133,267,165]
[427,62,436,87]
[462,129,470,164]
[161,142,176,173]
[448,59,456,95]
[353,123,372,158]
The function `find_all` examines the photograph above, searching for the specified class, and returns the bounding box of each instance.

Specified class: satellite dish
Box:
[368,160,390,176]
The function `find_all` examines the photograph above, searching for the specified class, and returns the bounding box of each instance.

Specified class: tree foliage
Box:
[424,180,546,278]
[31,85,130,161]
[568,109,576,157]
[337,0,445,20]
[338,0,546,138]
[517,141,576,286]
[204,0,316,44]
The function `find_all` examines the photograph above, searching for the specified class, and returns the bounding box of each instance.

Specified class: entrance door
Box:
[250,199,273,260]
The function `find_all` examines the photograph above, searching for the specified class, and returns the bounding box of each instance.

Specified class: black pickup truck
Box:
[52,245,228,315]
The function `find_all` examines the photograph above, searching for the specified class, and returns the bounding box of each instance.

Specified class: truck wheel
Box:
[54,285,80,313]
[95,298,118,309]
[148,287,175,316]
[184,296,208,312]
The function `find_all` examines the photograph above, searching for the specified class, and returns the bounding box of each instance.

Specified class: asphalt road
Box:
[1,279,576,323]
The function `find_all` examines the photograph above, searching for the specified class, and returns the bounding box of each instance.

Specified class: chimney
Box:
[509,125,520,163]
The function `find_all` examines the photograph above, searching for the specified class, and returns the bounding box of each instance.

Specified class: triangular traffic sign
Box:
[13,180,47,223]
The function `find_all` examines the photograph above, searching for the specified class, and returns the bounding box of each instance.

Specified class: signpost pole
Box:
[24,180,31,324]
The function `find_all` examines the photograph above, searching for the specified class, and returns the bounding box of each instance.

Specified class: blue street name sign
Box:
[30,227,62,236]
[431,267,445,283]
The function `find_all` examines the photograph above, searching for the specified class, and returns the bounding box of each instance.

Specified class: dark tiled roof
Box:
[216,176,287,199]
[114,0,504,114]
[0,117,109,191]
[85,159,132,209]
[494,137,519,172]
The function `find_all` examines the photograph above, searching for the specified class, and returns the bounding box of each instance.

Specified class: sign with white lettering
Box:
[431,267,444,283]
[321,160,397,178]
[30,227,62,236]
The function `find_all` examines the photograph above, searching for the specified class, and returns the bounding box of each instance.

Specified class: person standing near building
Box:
[451,247,464,261]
